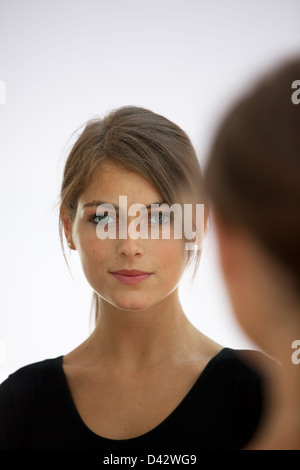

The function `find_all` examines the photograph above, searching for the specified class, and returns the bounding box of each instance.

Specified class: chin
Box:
[118,301,152,312]
[109,293,153,312]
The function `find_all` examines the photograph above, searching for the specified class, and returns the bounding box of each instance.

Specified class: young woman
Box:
[0,106,266,451]
[204,58,300,449]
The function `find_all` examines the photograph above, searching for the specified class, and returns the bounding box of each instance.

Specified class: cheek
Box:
[154,239,187,279]
[76,237,108,281]
[73,219,106,261]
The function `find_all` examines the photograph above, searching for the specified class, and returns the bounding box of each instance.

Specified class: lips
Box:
[111,269,152,276]
[110,269,153,285]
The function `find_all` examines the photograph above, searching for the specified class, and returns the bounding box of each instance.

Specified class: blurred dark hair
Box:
[205,57,300,293]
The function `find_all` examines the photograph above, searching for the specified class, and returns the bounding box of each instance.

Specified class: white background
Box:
[0,0,300,382]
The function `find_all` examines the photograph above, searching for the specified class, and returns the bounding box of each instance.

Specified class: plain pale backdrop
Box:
[1,0,300,383]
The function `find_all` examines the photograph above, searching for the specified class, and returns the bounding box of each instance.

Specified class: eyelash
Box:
[150,213,171,224]
[89,212,172,225]
[89,213,115,225]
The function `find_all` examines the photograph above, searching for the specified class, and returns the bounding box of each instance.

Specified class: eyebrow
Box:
[82,200,166,210]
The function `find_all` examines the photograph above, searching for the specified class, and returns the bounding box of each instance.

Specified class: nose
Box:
[116,233,145,258]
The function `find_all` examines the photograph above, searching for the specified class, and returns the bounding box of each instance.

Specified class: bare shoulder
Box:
[62,336,96,367]
[191,328,224,363]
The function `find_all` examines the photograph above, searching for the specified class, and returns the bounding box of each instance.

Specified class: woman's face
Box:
[65,162,189,311]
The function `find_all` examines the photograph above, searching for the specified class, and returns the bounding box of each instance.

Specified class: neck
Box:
[87,288,199,370]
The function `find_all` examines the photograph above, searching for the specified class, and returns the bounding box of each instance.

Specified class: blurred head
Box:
[59,106,207,319]
[204,58,300,354]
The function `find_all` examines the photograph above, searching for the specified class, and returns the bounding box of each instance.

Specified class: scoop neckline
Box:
[56,347,229,443]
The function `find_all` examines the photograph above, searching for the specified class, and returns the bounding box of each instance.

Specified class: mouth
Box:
[109,269,153,285]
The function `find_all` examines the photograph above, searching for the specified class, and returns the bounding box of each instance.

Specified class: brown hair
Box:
[204,57,300,293]
[59,106,207,320]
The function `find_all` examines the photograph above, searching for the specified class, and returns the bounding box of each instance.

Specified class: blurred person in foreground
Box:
[204,57,300,450]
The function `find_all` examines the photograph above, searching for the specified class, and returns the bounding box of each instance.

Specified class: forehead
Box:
[79,161,163,205]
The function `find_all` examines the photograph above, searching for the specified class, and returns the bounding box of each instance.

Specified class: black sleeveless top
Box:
[0,348,265,453]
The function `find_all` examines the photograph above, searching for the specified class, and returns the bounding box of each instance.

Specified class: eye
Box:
[89,213,116,225]
[150,212,171,225]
